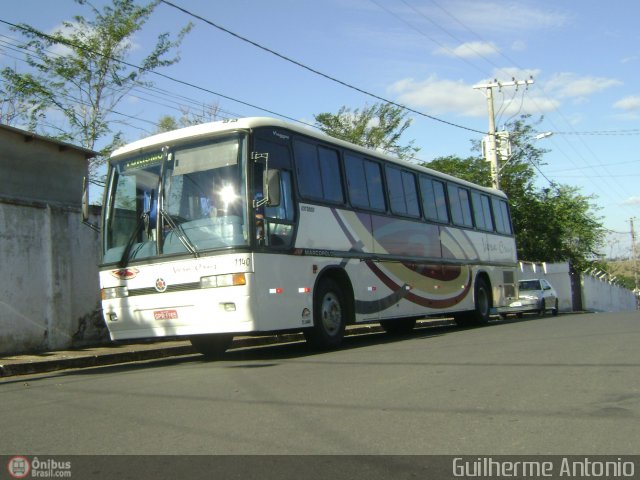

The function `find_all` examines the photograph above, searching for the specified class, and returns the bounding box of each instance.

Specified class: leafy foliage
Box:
[1,0,193,183]
[607,260,638,290]
[314,103,420,160]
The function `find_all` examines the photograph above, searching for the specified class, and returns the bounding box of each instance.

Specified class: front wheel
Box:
[538,298,545,316]
[190,333,234,359]
[304,278,347,349]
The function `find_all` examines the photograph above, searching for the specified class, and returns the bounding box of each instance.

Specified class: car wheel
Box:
[552,299,559,316]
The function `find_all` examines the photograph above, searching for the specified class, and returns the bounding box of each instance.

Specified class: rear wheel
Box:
[304,278,347,349]
[472,277,492,324]
[551,299,559,316]
[455,276,492,326]
[190,334,234,359]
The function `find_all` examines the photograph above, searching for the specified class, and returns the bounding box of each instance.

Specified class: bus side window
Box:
[448,184,473,228]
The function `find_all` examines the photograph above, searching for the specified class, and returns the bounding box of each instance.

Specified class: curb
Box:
[0,320,455,378]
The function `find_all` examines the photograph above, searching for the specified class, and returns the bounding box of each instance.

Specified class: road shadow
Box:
[5,313,554,382]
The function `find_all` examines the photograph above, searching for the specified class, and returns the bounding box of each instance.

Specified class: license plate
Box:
[511,302,522,307]
[154,309,178,320]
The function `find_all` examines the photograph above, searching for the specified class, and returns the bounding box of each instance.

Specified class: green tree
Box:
[156,115,180,134]
[1,0,193,182]
[425,115,605,268]
[314,103,420,160]
[526,185,605,269]
[426,155,491,186]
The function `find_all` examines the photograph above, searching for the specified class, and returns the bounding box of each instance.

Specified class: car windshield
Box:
[519,280,542,291]
[102,135,248,264]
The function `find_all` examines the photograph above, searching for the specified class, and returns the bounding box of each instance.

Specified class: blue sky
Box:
[1,0,639,258]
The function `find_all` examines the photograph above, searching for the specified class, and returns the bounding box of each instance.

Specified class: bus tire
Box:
[472,276,492,324]
[455,276,491,326]
[380,318,417,334]
[190,333,234,359]
[304,278,346,349]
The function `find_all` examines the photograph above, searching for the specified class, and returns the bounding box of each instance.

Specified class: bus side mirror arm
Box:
[82,176,101,233]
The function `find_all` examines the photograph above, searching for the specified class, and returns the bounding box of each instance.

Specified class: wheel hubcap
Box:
[321,292,342,335]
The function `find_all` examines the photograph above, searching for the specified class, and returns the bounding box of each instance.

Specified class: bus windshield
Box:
[103,134,248,264]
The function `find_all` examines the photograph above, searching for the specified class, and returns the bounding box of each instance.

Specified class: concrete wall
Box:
[0,124,104,355]
[582,274,637,312]
[518,261,637,313]
[0,125,87,205]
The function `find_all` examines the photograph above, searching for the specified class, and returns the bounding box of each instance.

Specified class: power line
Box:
[546,159,640,173]
[417,0,638,217]
[0,17,317,129]
[157,0,486,135]
[1,32,247,128]
[550,129,640,136]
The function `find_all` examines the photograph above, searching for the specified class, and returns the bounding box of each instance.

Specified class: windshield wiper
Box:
[118,212,148,268]
[160,208,199,258]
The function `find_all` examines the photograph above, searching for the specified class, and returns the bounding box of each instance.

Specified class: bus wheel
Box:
[472,277,492,324]
[455,277,491,326]
[380,318,417,334]
[304,278,346,349]
[189,334,234,359]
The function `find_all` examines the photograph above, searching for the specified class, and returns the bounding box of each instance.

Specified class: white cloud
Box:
[389,75,485,117]
[614,95,640,112]
[434,41,499,59]
[545,73,622,99]
[388,72,559,119]
[622,196,640,206]
[441,1,568,34]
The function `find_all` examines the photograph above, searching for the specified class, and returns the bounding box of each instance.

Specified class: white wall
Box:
[0,200,103,354]
[0,124,102,355]
[582,274,637,312]
[518,261,637,313]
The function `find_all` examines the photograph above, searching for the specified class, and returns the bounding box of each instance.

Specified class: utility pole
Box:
[473,77,534,190]
[631,217,639,294]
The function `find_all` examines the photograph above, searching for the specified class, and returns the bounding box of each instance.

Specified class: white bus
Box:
[97,117,518,357]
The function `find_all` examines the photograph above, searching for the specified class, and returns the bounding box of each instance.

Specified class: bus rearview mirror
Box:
[265,169,281,207]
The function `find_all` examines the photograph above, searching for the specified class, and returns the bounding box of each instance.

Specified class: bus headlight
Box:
[101,286,128,300]
[200,273,246,289]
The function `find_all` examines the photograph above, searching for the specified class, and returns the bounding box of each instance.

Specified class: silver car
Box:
[509,278,559,317]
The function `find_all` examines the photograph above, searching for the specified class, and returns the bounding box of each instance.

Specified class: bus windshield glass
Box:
[102,134,248,264]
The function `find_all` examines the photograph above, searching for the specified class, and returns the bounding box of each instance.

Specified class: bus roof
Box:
[111,117,505,198]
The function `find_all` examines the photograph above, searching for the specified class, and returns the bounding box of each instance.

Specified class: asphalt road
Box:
[2,312,639,456]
